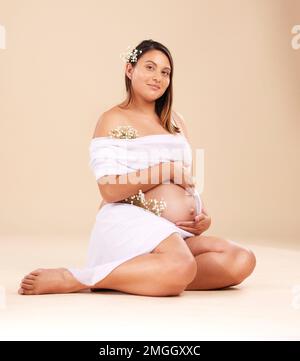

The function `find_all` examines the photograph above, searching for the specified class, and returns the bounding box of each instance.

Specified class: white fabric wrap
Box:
[89,135,193,182]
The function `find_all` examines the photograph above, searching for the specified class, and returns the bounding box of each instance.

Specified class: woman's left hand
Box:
[175,209,212,235]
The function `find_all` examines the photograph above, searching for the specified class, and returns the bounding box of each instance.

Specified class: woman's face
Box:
[126,49,171,101]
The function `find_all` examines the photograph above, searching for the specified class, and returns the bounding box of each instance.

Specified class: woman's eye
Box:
[146,66,170,76]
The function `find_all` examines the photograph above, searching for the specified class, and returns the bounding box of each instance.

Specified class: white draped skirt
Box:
[67,202,194,287]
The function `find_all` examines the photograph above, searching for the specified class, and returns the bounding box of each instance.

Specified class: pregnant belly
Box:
[98,184,202,224]
[143,183,201,224]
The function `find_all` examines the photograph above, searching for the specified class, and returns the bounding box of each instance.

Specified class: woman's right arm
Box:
[99,160,196,203]
[98,161,175,203]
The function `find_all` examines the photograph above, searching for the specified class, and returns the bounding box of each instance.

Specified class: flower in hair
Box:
[119,45,143,63]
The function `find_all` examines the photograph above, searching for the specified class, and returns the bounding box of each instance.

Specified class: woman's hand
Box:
[175,208,212,236]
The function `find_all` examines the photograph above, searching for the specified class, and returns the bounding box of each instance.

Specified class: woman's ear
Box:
[125,63,133,80]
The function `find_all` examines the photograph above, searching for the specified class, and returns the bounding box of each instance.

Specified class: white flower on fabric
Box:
[108,125,139,139]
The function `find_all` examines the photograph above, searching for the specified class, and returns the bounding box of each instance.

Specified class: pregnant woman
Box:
[18,39,256,297]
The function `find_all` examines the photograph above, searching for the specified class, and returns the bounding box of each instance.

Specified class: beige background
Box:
[0,0,299,247]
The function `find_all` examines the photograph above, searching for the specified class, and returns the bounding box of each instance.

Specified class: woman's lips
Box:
[148,84,160,90]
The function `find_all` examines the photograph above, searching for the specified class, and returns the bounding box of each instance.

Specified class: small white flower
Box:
[108,125,139,139]
[120,188,167,216]
[120,45,142,63]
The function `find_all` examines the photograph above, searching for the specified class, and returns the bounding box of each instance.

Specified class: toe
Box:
[21,283,34,290]
[24,275,36,281]
[19,287,35,295]
[23,289,35,295]
[22,278,34,285]
[31,268,44,276]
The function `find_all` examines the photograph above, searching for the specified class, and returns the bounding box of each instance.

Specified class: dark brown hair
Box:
[117,39,181,134]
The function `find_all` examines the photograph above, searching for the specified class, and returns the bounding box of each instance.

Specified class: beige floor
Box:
[0,236,299,341]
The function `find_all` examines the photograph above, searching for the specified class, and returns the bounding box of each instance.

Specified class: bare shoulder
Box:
[172,109,190,142]
[92,106,128,138]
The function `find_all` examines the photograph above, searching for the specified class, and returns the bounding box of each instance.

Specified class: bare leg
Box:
[18,232,197,297]
[91,232,197,296]
[183,235,256,290]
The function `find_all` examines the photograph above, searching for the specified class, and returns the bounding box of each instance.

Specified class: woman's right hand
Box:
[171,161,196,190]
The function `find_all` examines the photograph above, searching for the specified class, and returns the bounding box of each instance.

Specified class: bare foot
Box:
[18,267,88,295]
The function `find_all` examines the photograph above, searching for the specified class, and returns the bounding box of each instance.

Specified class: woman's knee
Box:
[228,246,256,285]
[163,252,198,290]
[152,232,197,291]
